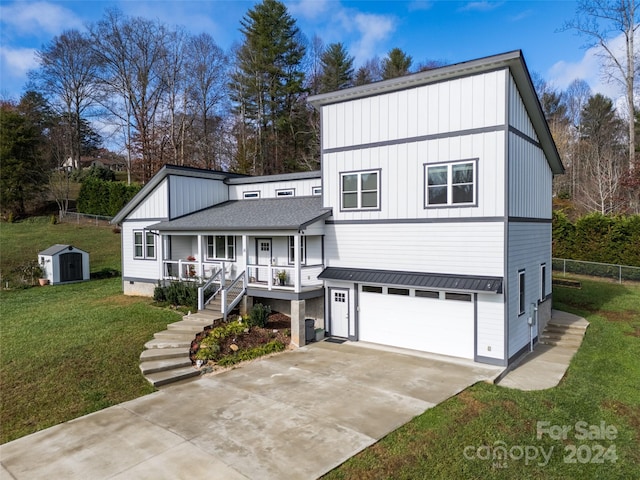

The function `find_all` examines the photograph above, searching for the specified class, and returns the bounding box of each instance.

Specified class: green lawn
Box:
[323,279,640,480]
[0,217,121,286]
[0,219,181,444]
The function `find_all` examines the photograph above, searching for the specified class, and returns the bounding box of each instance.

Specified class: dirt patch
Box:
[190,312,291,370]
[456,390,486,422]
[599,310,640,337]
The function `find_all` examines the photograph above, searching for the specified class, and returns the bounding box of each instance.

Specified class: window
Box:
[425,160,476,207]
[312,186,322,195]
[445,292,472,302]
[277,188,294,197]
[341,170,379,210]
[540,264,546,302]
[243,191,260,199]
[288,236,306,264]
[134,230,155,259]
[415,289,439,299]
[518,270,526,315]
[362,285,383,293]
[206,236,235,260]
[388,287,410,296]
[334,292,346,302]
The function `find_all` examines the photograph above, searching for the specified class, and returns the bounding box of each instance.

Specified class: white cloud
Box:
[0,1,83,36]
[288,0,331,19]
[459,1,504,12]
[348,12,396,62]
[547,31,636,113]
[1,46,39,78]
[408,1,433,12]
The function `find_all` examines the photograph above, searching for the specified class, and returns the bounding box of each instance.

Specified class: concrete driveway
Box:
[0,341,503,480]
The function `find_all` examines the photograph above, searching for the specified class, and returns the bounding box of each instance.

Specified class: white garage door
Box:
[359,290,474,359]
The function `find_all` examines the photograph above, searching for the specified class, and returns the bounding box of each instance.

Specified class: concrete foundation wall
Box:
[123,280,156,297]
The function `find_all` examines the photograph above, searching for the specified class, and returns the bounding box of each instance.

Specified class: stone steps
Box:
[139,308,224,388]
[539,317,588,348]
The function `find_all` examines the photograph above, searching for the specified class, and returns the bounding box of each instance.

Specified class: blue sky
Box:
[0,0,622,102]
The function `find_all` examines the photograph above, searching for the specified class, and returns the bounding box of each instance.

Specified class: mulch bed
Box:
[190,312,291,369]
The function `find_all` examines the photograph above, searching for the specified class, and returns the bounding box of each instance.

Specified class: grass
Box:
[0,217,121,287]
[0,219,182,444]
[323,278,640,480]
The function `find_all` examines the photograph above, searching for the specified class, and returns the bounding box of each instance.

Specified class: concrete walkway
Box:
[497,310,589,390]
[1,341,502,480]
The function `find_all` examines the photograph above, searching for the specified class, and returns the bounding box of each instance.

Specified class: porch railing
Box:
[221,272,246,321]
[246,264,324,291]
[163,260,226,281]
[197,268,224,311]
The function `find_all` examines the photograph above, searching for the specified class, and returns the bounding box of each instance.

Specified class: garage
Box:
[358,286,475,359]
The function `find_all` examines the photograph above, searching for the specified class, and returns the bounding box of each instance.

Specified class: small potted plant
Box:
[277,270,287,286]
[186,255,196,277]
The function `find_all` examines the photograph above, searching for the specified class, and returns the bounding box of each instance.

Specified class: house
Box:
[39,244,90,285]
[112,50,563,367]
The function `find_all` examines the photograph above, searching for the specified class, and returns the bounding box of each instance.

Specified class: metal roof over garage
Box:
[318,267,503,293]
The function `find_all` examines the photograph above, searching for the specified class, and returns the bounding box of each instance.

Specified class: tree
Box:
[354,57,382,86]
[381,48,412,80]
[229,0,307,175]
[90,9,170,183]
[318,43,354,93]
[0,94,50,219]
[564,0,639,171]
[30,29,98,171]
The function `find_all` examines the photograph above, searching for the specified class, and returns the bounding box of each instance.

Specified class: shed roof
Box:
[151,196,332,232]
[39,244,88,256]
[318,267,503,293]
[308,50,563,175]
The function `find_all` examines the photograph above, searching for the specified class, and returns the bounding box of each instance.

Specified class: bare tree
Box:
[564,0,639,171]
[30,29,99,170]
[579,141,624,213]
[90,9,170,182]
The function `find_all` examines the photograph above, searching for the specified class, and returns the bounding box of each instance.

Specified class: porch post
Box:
[197,234,203,277]
[294,233,301,293]
[242,234,249,284]
[158,234,165,280]
[290,299,306,348]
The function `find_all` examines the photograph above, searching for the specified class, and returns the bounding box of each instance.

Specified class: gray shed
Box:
[39,244,90,285]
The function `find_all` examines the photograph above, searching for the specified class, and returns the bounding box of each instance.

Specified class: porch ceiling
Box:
[151,196,332,232]
[319,267,503,293]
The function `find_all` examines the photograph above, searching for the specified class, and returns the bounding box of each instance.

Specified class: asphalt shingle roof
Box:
[39,244,87,256]
[319,267,503,293]
[152,196,332,232]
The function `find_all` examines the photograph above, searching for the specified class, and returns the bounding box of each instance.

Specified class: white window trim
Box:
[424,159,477,208]
[288,236,306,265]
[340,169,381,211]
[243,191,260,199]
[312,186,322,195]
[206,235,236,261]
[134,230,156,260]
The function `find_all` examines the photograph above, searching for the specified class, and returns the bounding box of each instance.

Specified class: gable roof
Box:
[39,244,87,256]
[151,196,332,232]
[308,50,563,175]
[318,267,503,294]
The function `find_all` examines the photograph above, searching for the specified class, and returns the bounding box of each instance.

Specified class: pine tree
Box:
[229,0,306,175]
[319,43,354,93]
[381,48,412,80]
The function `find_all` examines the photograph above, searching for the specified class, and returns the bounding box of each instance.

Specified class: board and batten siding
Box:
[476,293,505,361]
[128,178,169,220]
[322,69,507,151]
[169,176,228,219]
[508,133,553,219]
[507,73,537,141]
[324,222,504,277]
[228,179,320,200]
[507,222,552,358]
[322,131,505,221]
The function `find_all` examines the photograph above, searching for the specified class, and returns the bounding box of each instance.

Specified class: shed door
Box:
[60,253,83,282]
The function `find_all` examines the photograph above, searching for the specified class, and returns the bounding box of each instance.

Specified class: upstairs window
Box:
[243,191,260,199]
[288,236,306,264]
[341,170,380,210]
[206,235,235,261]
[277,188,294,197]
[425,160,476,207]
[518,270,526,315]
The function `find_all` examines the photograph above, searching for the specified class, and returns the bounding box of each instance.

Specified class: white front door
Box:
[330,289,349,338]
[256,239,271,282]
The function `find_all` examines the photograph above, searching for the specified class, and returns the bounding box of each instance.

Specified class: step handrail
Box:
[198,268,224,311]
[221,271,246,321]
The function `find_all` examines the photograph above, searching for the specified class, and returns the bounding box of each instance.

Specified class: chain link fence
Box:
[60,211,113,226]
[552,258,640,283]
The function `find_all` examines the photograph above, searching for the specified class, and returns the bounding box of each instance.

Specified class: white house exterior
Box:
[112,51,563,366]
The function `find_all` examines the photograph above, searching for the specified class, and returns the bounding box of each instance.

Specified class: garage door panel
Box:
[359,292,474,359]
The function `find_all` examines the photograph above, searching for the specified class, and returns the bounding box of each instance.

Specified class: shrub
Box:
[77,178,141,217]
[217,340,285,367]
[247,303,271,328]
[153,281,200,310]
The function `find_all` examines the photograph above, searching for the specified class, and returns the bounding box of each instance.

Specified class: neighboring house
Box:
[112,50,563,367]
